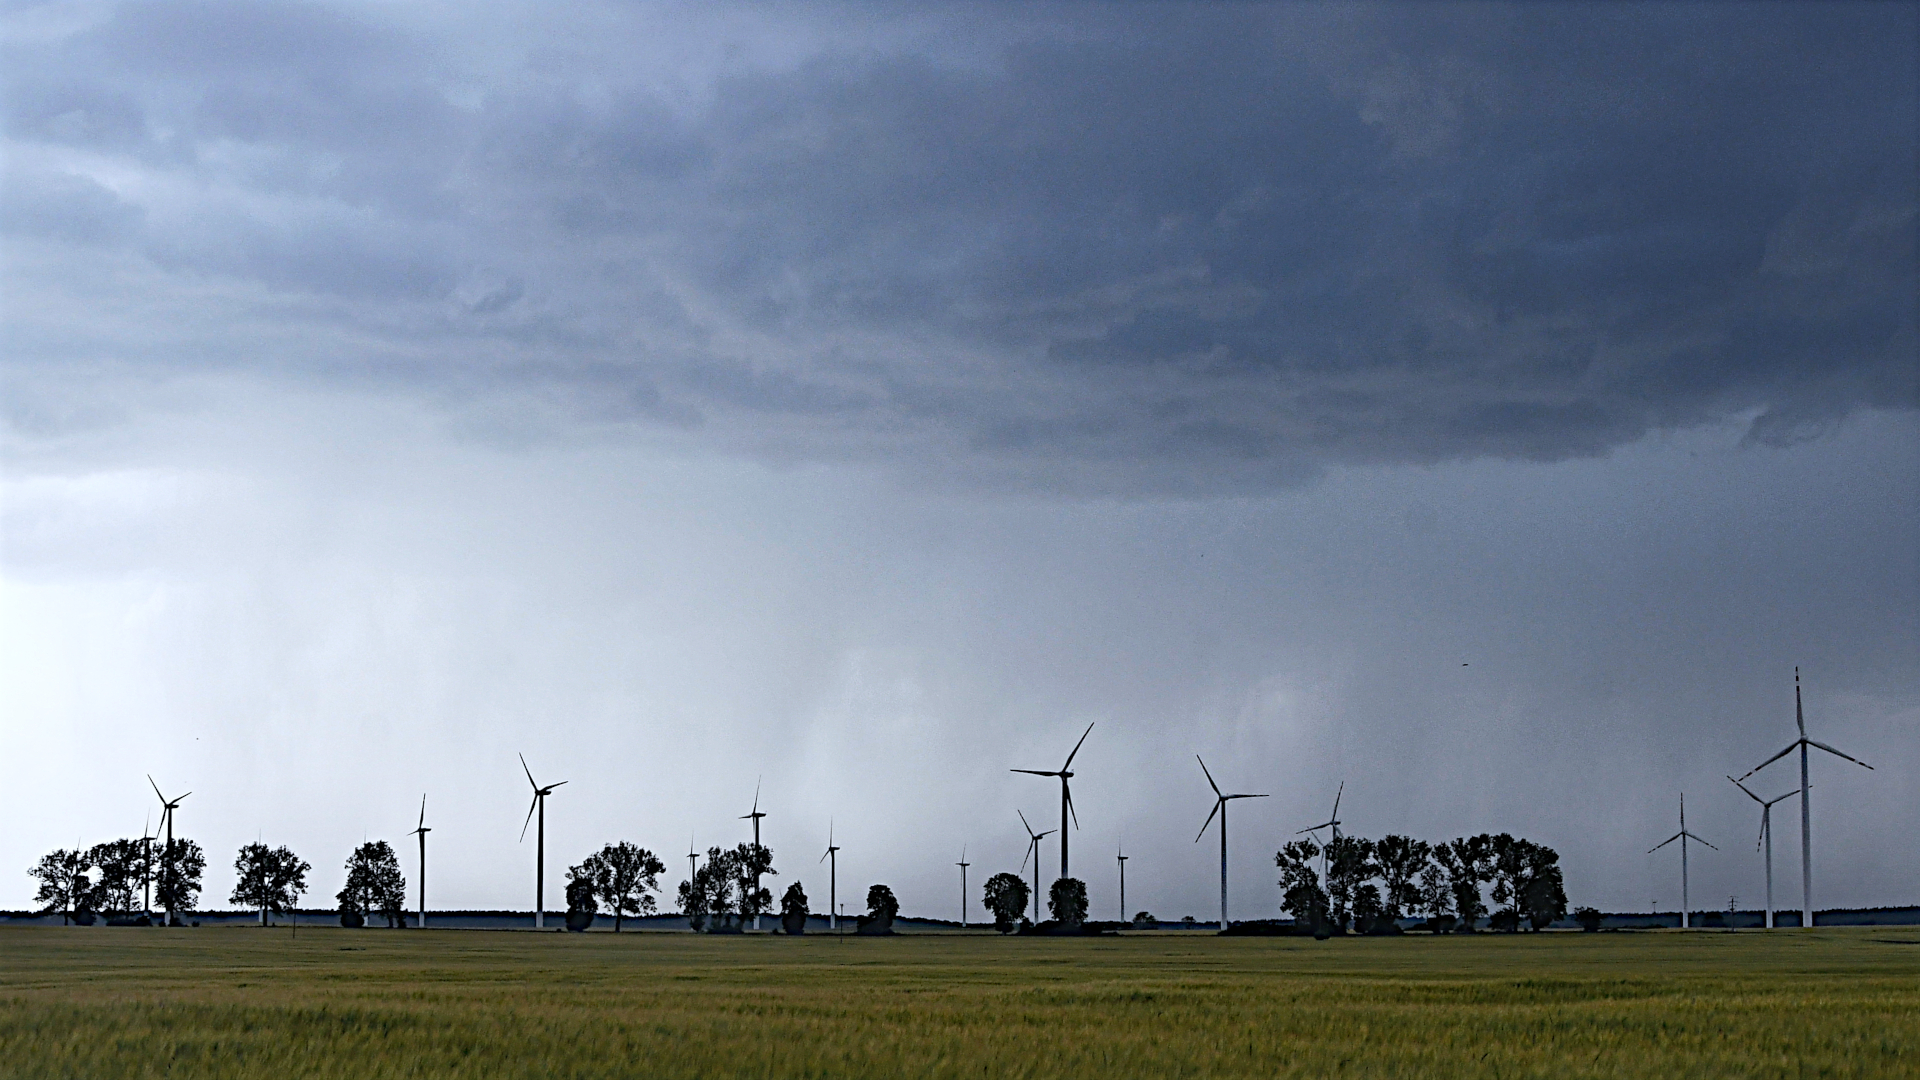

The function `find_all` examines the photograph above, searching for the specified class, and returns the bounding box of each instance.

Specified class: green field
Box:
[2,925,1915,1078]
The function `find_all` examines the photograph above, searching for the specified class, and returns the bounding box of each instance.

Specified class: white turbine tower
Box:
[956,846,970,930]
[1195,756,1268,932]
[820,821,841,933]
[1011,722,1094,881]
[409,794,430,929]
[1736,668,1873,930]
[1018,810,1055,924]
[1648,793,1715,928]
[742,780,768,930]
[518,754,567,930]
[1296,782,1344,889]
[1728,776,1800,929]
[1116,844,1129,925]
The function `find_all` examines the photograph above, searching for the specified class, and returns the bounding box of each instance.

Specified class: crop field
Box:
[1,925,1916,1079]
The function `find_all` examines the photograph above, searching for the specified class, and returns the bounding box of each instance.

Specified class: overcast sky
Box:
[3,1,1914,921]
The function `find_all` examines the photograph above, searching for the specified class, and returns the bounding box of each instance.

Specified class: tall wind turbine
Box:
[820,821,840,932]
[742,780,768,930]
[1117,844,1129,925]
[1017,810,1055,923]
[148,776,188,925]
[1728,776,1800,929]
[518,754,567,930]
[1737,668,1873,930]
[956,847,970,929]
[1648,793,1715,928]
[1195,756,1268,931]
[409,795,430,929]
[1296,781,1344,887]
[1011,721,1094,880]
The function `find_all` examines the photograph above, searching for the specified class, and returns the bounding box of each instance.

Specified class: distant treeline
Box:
[1276,833,1567,933]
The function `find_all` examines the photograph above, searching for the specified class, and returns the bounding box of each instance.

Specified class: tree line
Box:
[1275,832,1568,933]
[26,837,413,926]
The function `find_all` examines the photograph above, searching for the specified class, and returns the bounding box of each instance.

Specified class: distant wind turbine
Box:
[1736,668,1873,931]
[1195,756,1268,931]
[1117,844,1129,925]
[1728,776,1800,929]
[686,832,699,916]
[742,780,768,930]
[518,754,567,930]
[1296,781,1344,888]
[1011,722,1094,880]
[1017,810,1056,923]
[820,820,841,932]
[1648,793,1715,928]
[148,775,189,925]
[956,846,970,930]
[409,794,431,929]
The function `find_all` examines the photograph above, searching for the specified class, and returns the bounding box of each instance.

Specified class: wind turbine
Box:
[956,846,970,929]
[1195,756,1268,931]
[409,795,430,929]
[148,776,188,925]
[1011,721,1094,880]
[1117,844,1129,925]
[140,813,154,919]
[1017,810,1055,923]
[1648,793,1716,928]
[1728,776,1801,929]
[1736,668,1873,930]
[1296,781,1343,888]
[820,821,840,932]
[518,754,567,930]
[742,780,768,929]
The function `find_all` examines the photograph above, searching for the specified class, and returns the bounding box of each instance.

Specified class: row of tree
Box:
[26,837,412,926]
[1275,832,1567,933]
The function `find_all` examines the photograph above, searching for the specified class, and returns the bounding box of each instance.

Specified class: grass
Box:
[1,925,1916,1078]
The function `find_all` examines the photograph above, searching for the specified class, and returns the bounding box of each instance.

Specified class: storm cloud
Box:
[5,2,1911,490]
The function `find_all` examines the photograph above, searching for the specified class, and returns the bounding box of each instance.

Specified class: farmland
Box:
[1,925,1915,1078]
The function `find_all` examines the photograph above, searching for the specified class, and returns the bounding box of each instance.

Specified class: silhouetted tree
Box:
[732,843,776,925]
[86,839,147,917]
[1276,839,1327,927]
[781,881,809,934]
[861,883,898,933]
[1132,911,1155,927]
[1048,877,1088,926]
[1352,883,1386,933]
[155,838,204,920]
[1324,836,1377,930]
[678,847,740,930]
[1371,835,1431,921]
[1435,835,1492,931]
[565,866,598,915]
[234,843,310,925]
[1575,906,1603,932]
[1417,860,1453,927]
[29,849,93,924]
[1488,834,1567,932]
[983,872,1028,933]
[572,842,665,931]
[336,841,403,926]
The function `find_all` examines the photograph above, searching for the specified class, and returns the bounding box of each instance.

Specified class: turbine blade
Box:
[1062,721,1095,770]
[1065,781,1079,830]
[1648,832,1682,853]
[1195,799,1221,843]
[1330,781,1343,821]
[1736,742,1798,782]
[1018,808,1036,838]
[1011,769,1059,777]
[520,753,537,789]
[1727,775,1762,803]
[1230,793,1270,800]
[1769,788,1802,805]
[752,777,761,814]
[1196,755,1222,798]
[550,780,569,789]
[1806,739,1872,769]
[1685,832,1718,851]
[418,794,427,829]
[1019,841,1032,874]
[148,775,165,802]
[519,796,538,842]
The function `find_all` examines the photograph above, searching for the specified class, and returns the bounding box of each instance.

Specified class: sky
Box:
[2,1,1915,922]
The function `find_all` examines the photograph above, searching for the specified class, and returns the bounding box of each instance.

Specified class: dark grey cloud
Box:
[2,1,1913,489]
